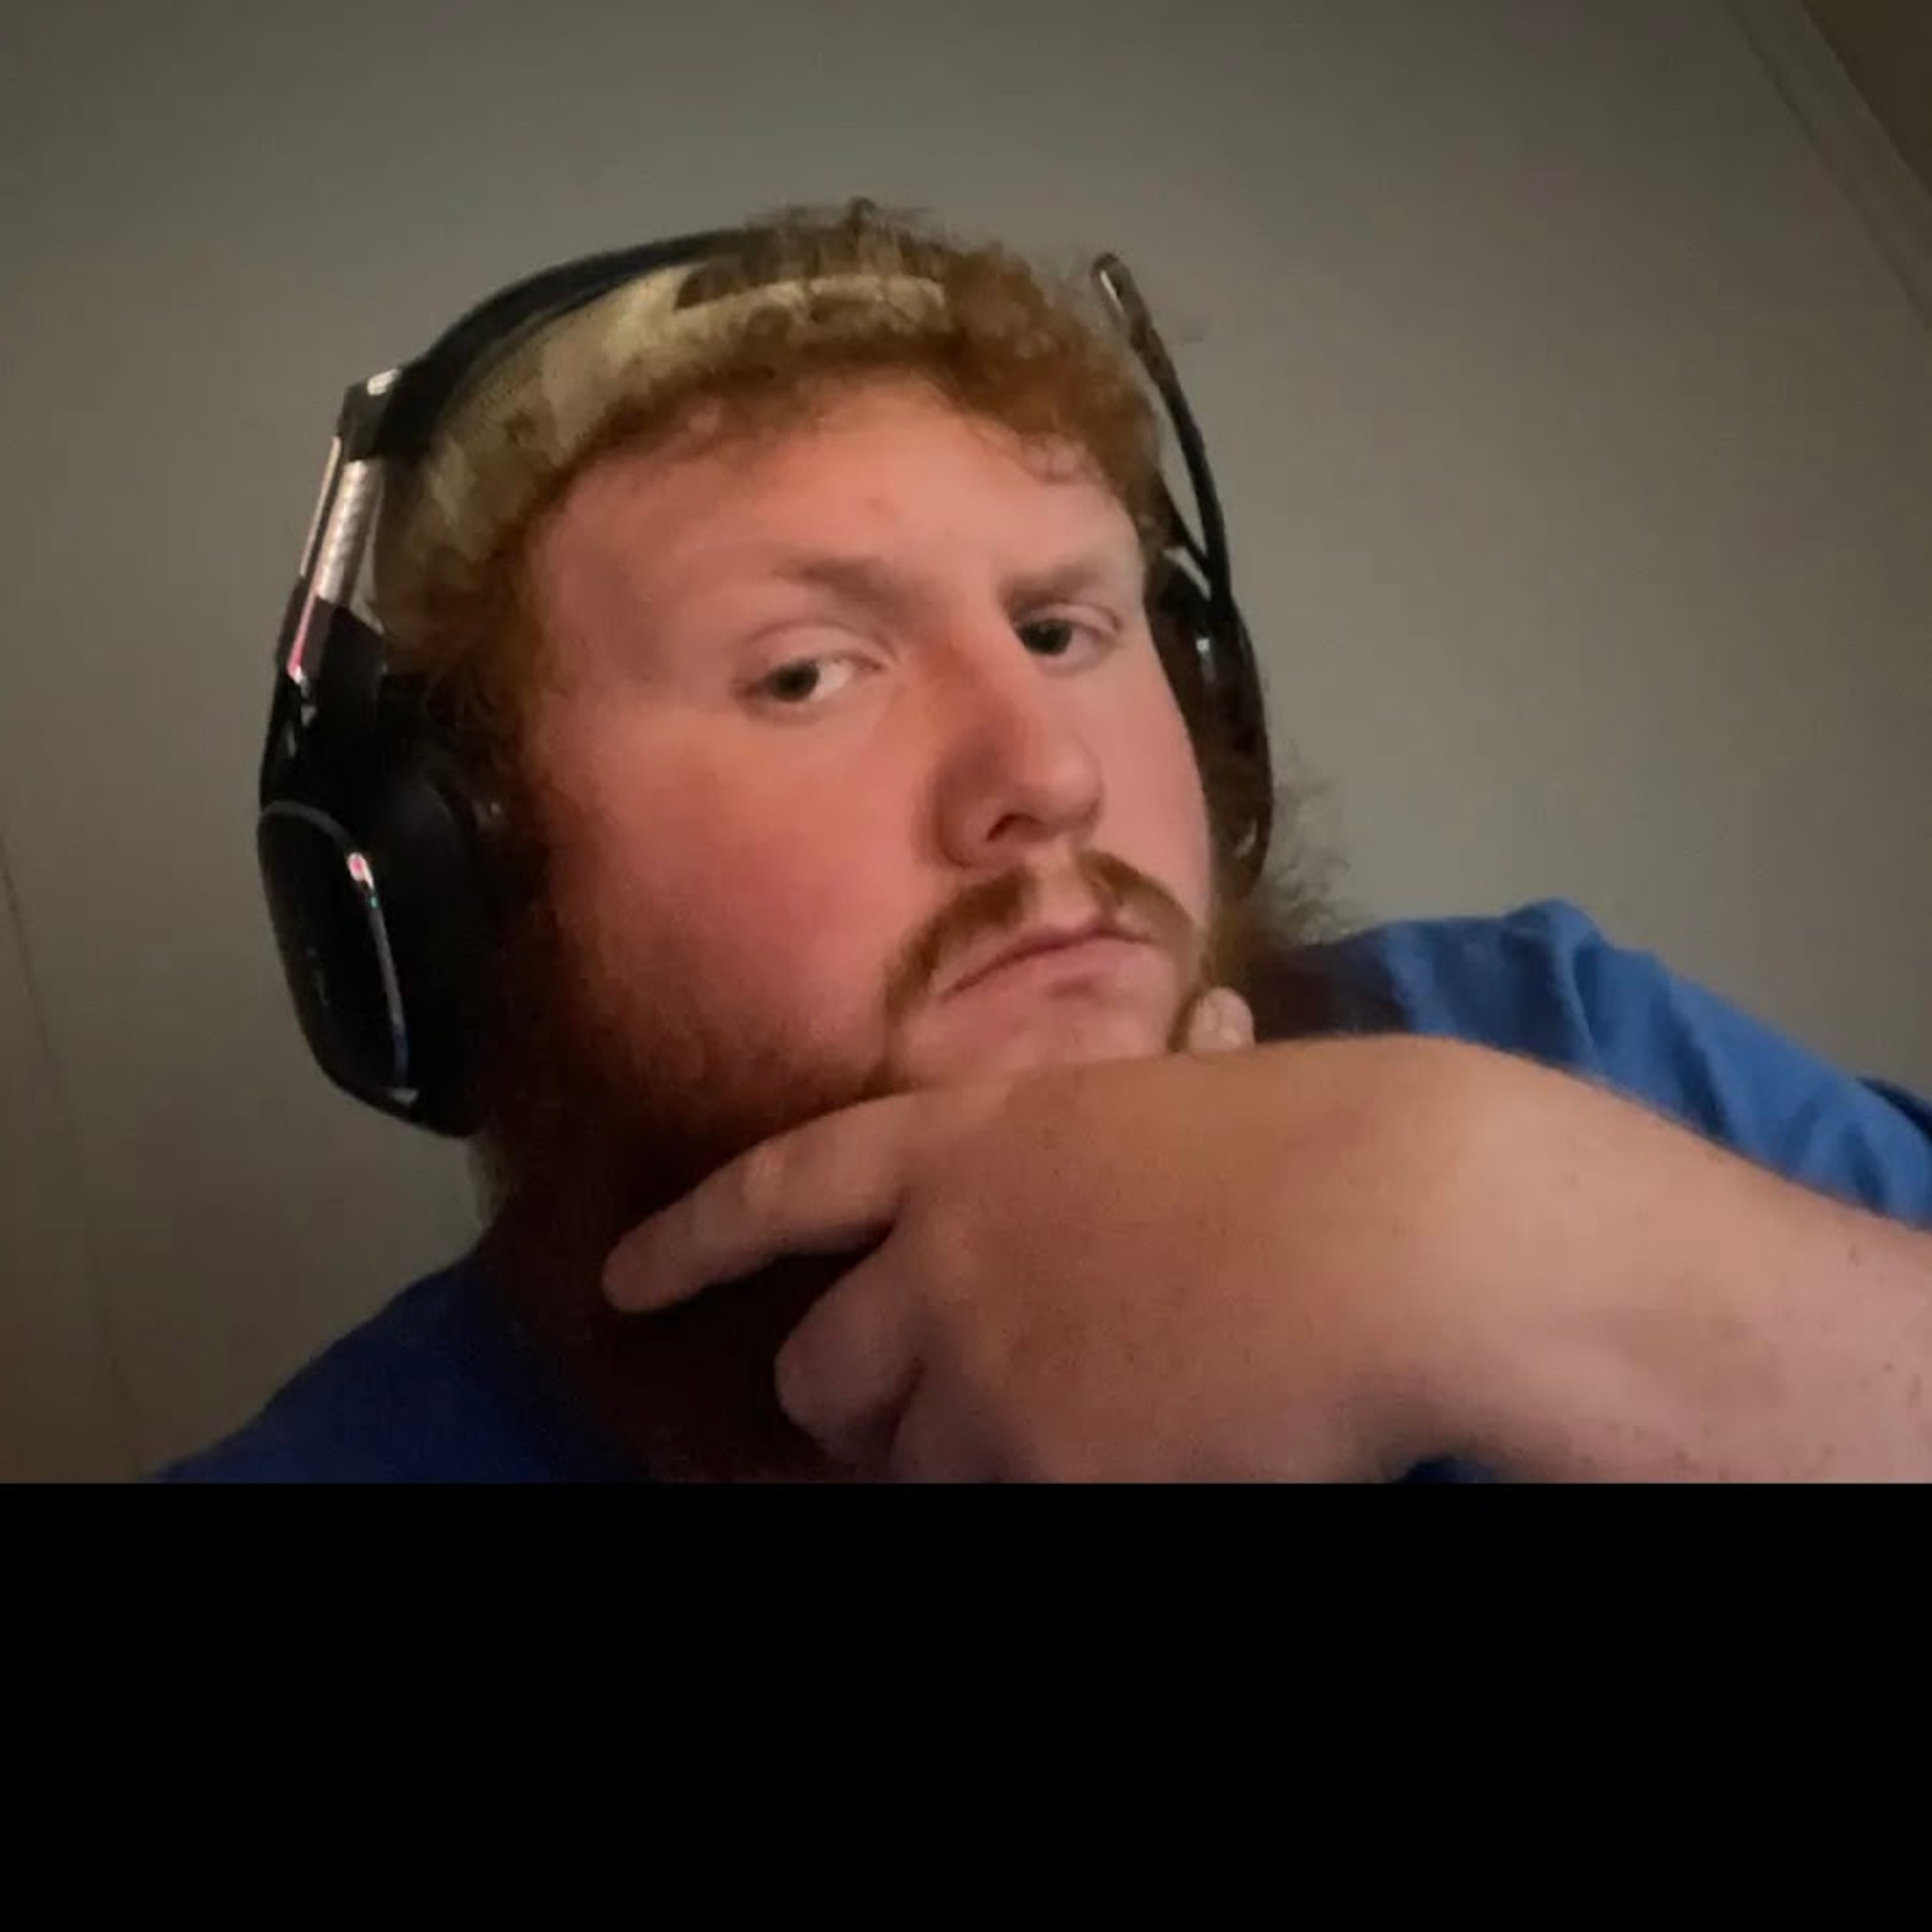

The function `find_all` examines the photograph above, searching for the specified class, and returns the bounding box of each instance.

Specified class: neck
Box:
[476,1171,856,1482]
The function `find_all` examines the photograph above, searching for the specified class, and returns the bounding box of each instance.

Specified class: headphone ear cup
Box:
[259,783,412,1119]
[357,726,504,1135]
[1148,557,1216,736]
[259,704,505,1137]
[1149,558,1273,890]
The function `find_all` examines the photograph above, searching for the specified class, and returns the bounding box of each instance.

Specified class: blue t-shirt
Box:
[158,901,1932,1483]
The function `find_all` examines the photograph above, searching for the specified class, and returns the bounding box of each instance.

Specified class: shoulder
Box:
[152,1257,631,1483]
[1314,898,1931,1222]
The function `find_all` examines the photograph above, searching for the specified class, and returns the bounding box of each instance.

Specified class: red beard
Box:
[470,848,1327,1481]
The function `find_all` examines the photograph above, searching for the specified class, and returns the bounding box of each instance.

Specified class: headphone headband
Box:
[376,228,747,466]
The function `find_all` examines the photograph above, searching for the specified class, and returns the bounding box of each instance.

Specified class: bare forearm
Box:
[1446,1060,1932,1481]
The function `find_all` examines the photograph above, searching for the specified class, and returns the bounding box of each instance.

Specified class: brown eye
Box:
[1016,613,1115,664]
[763,662,826,702]
[748,655,865,709]
[1019,617,1085,658]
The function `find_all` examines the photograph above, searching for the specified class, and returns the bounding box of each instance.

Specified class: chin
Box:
[895,1000,1178,1091]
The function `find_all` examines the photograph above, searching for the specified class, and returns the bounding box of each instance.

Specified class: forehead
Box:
[531,377,1138,601]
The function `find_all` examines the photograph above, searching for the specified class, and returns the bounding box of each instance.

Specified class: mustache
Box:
[881,849,1204,1030]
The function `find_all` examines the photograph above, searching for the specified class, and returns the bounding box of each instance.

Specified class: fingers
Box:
[774,1262,923,1467]
[606,989,1253,1314]
[1183,986,1255,1055]
[887,1387,996,1483]
[602,1092,923,1312]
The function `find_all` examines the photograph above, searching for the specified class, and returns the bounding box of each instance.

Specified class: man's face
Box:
[517,375,1218,1171]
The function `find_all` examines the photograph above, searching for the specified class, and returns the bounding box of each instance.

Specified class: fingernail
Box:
[1207,990,1254,1051]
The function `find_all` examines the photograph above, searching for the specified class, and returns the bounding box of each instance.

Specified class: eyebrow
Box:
[747,545,1142,613]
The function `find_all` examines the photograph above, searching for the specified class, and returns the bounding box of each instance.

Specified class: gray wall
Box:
[3,0,1928,1479]
[1804,0,1932,198]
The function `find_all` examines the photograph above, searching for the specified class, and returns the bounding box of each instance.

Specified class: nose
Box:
[927,625,1104,872]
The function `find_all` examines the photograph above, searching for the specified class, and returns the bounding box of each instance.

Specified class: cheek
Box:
[538,727,917,1055]
[1096,676,1217,918]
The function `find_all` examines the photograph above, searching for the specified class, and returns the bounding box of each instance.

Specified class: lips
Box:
[942,919,1143,999]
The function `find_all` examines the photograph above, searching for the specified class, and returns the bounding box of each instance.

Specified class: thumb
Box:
[1181,986,1256,1055]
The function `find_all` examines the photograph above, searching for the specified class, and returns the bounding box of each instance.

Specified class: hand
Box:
[603,1000,1523,1481]
[603,1007,1932,1482]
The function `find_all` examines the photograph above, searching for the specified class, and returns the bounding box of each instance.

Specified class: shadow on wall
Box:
[1802,0,1932,198]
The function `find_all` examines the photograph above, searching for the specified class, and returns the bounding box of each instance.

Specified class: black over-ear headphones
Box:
[257,226,1274,1137]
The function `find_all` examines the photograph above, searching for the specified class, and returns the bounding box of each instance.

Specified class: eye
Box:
[746,654,867,708]
[1015,613,1115,663]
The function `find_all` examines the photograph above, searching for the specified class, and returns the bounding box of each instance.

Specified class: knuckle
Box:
[733,1135,793,1226]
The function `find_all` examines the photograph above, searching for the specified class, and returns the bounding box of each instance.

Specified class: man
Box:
[165,202,1932,1482]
